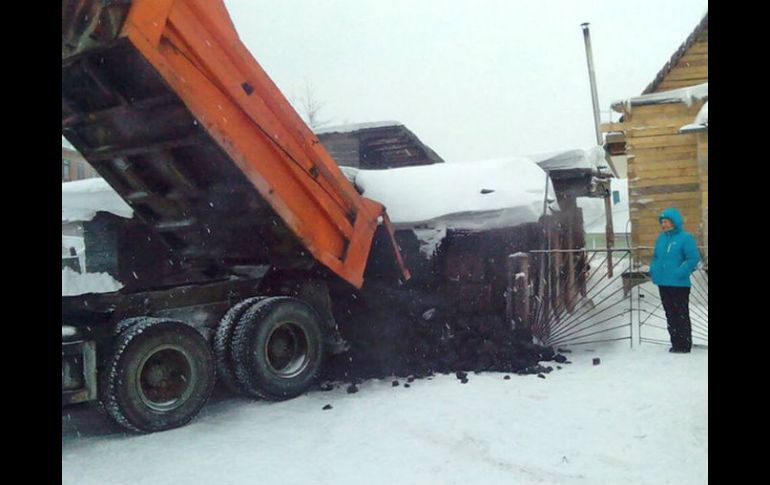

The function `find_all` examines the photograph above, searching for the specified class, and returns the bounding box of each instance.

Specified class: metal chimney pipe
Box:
[581,22,619,179]
[581,22,604,147]
[582,22,616,277]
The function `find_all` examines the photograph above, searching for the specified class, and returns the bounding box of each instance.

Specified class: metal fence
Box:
[526,248,708,349]
[632,249,708,348]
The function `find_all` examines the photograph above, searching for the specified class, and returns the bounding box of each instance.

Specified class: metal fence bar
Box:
[690,283,709,309]
[534,249,612,331]
[551,336,632,347]
[692,329,709,340]
[538,250,604,328]
[637,284,709,326]
[640,337,670,345]
[549,292,630,342]
[638,285,709,324]
[638,303,665,326]
[548,316,631,347]
[689,306,710,324]
[550,249,630,347]
[632,260,707,349]
[690,319,708,332]
[551,306,632,341]
[548,255,631,334]
[549,323,632,347]
[692,268,709,289]
[526,246,705,349]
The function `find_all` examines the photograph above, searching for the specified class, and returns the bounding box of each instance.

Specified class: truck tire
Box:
[112,316,154,336]
[212,297,267,395]
[99,318,215,433]
[231,297,324,400]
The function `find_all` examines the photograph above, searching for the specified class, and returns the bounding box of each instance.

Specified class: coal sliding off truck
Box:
[62,0,410,432]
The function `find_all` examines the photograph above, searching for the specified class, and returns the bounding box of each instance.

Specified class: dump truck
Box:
[62,0,409,432]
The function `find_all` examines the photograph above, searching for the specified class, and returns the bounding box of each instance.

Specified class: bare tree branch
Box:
[296,79,331,130]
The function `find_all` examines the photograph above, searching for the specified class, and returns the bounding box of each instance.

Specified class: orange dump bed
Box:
[62,0,408,288]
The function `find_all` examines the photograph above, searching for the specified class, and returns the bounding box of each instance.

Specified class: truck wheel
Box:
[112,316,153,336]
[99,318,215,433]
[212,297,267,394]
[231,297,324,400]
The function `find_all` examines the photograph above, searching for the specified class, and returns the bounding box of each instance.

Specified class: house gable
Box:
[644,14,708,94]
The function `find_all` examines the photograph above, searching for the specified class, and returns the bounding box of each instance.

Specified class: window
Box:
[76,162,85,180]
[62,159,71,181]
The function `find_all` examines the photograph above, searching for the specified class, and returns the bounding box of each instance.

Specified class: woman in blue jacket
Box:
[650,208,701,353]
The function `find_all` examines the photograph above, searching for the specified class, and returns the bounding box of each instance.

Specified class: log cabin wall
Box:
[697,131,708,263]
[606,14,707,263]
[624,101,704,260]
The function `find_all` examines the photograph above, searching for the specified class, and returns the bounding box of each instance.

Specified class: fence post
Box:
[629,249,635,349]
[604,195,614,278]
[507,253,531,340]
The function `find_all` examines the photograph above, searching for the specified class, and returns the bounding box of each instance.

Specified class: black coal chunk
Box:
[554,354,568,363]
[318,280,564,387]
[346,384,358,394]
[593,358,601,365]
[322,404,333,410]
[504,375,511,380]
[392,380,400,387]
[319,381,334,391]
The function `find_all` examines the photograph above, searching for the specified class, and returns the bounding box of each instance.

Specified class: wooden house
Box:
[316,122,445,169]
[602,14,708,263]
[62,136,99,181]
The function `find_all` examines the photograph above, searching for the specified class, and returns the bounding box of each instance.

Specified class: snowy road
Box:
[62,344,707,485]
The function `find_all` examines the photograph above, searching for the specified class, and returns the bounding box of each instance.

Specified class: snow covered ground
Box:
[62,343,707,485]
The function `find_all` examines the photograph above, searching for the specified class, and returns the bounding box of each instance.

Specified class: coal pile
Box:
[322,281,566,384]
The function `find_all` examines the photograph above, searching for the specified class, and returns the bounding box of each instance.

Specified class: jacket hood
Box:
[658,207,684,229]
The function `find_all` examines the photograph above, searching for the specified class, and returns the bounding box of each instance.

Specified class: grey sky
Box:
[223,0,707,163]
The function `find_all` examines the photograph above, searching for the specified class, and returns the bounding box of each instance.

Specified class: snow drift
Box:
[62,178,133,223]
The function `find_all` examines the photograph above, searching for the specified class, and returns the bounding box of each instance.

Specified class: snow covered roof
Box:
[529,145,609,174]
[315,121,403,135]
[679,101,708,133]
[612,83,707,112]
[351,157,557,232]
[62,178,133,223]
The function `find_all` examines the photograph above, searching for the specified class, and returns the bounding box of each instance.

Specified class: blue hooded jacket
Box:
[649,208,700,287]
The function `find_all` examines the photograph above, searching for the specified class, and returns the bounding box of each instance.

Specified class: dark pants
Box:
[658,286,692,351]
